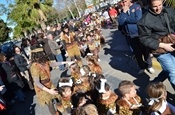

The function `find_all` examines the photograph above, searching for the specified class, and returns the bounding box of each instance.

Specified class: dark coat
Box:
[14,54,28,72]
[137,7,175,50]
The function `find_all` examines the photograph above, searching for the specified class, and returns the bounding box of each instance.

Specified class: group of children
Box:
[51,54,175,115]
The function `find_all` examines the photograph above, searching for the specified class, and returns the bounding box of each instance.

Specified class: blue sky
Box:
[0,0,7,21]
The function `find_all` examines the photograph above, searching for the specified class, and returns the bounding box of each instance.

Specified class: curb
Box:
[152,58,162,70]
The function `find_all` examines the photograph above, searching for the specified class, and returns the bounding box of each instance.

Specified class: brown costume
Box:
[61,32,82,66]
[97,92,118,115]
[88,64,102,74]
[57,96,72,114]
[117,95,142,115]
[30,62,58,106]
[73,79,91,94]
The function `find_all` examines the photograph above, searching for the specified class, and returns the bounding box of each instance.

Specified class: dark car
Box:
[1,41,15,60]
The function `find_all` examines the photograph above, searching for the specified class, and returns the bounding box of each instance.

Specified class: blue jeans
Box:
[55,54,64,70]
[156,52,175,85]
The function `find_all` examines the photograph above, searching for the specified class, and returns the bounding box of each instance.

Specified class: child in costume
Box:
[117,80,143,115]
[69,62,82,85]
[73,65,92,93]
[96,78,118,115]
[146,82,175,115]
[56,77,73,115]
[72,92,97,115]
[86,54,102,74]
[86,33,100,62]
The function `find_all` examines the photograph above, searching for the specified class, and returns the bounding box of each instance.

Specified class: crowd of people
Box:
[1,0,175,114]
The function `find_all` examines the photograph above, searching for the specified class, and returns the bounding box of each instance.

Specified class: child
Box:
[117,80,143,115]
[86,55,102,74]
[96,78,118,115]
[146,82,175,115]
[69,62,82,85]
[73,65,91,93]
[56,77,73,115]
[86,33,100,62]
[72,92,97,115]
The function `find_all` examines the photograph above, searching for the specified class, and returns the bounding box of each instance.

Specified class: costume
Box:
[73,79,91,93]
[56,96,72,114]
[97,92,118,115]
[71,72,81,85]
[61,32,82,66]
[30,62,57,106]
[149,101,175,115]
[88,64,102,74]
[61,32,80,57]
[117,95,142,115]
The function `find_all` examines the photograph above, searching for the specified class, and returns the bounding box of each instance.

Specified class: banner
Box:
[85,0,94,8]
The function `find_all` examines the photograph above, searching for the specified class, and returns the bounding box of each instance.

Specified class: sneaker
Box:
[147,67,155,74]
[138,69,145,75]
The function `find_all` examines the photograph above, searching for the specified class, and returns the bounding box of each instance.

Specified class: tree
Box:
[8,0,54,38]
[165,0,175,8]
[0,19,11,42]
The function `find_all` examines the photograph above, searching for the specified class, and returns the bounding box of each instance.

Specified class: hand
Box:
[160,43,175,52]
[122,5,129,13]
[0,85,5,91]
[49,88,58,95]
[65,53,68,57]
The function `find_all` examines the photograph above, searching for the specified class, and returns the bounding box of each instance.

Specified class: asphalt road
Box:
[7,28,175,115]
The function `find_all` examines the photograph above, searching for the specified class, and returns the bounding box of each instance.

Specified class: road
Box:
[7,28,175,115]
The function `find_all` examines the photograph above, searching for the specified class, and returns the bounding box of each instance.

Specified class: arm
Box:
[33,77,58,95]
[138,23,175,51]
[49,61,74,67]
[30,63,58,95]
[125,4,142,23]
[138,23,160,50]
[118,12,128,26]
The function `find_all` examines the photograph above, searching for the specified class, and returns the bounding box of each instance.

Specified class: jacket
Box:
[137,7,175,50]
[118,3,142,37]
[14,54,28,72]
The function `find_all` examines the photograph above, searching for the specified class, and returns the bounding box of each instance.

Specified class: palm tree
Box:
[8,0,54,37]
[164,0,175,8]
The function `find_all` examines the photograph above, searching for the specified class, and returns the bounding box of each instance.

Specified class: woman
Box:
[14,46,33,90]
[30,46,72,115]
[0,53,25,102]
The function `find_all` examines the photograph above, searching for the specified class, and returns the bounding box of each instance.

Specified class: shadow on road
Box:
[104,29,152,103]
[7,90,36,115]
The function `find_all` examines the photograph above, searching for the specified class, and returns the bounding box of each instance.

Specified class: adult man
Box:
[137,0,175,87]
[118,0,154,75]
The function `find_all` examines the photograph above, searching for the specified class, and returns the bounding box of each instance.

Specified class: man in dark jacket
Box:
[137,0,175,89]
[118,0,154,75]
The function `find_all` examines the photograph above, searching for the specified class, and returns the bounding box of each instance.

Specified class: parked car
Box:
[1,41,15,60]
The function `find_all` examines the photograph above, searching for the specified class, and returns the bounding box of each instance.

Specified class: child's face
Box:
[102,90,111,100]
[62,87,72,98]
[128,86,137,98]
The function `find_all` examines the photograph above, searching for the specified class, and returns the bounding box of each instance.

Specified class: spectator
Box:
[118,0,154,75]
[137,0,175,89]
[108,6,118,28]
[13,46,34,90]
[47,32,65,71]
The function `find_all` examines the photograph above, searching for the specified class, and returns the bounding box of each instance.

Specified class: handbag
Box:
[152,13,175,54]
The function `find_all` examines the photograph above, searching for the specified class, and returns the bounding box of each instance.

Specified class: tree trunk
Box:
[72,0,81,17]
[63,0,75,19]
